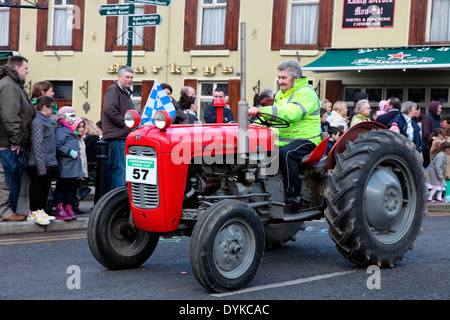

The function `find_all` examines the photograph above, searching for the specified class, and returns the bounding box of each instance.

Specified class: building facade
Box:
[1,0,449,123]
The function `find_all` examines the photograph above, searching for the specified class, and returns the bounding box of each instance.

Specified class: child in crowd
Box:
[325,126,340,155]
[27,96,58,225]
[426,141,450,202]
[429,128,445,162]
[320,108,330,134]
[54,107,84,220]
[71,117,88,214]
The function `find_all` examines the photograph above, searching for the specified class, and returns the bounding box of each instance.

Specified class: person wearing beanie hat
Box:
[53,108,84,220]
[422,100,443,167]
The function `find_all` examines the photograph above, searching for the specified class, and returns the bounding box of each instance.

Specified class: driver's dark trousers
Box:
[279,139,316,198]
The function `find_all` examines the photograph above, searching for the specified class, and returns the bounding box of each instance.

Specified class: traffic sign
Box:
[99,4,134,16]
[129,14,162,27]
[129,0,171,6]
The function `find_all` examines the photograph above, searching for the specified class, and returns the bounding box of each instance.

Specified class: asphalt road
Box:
[1,213,448,312]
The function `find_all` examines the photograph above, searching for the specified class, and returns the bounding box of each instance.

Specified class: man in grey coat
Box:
[102,65,134,191]
[0,55,30,222]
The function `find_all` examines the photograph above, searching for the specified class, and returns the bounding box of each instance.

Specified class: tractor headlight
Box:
[154,111,172,131]
[124,110,141,129]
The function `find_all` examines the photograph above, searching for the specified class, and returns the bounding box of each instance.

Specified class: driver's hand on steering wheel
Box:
[248,106,260,117]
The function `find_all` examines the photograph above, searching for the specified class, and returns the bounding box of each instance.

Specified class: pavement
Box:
[0,188,449,236]
[0,187,95,236]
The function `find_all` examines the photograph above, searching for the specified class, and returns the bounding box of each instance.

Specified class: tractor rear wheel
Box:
[190,200,265,292]
[87,187,159,270]
[324,130,427,267]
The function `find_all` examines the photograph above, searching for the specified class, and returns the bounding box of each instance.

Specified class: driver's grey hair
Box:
[278,60,303,79]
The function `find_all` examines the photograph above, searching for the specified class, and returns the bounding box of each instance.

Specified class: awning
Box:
[302,46,450,72]
[0,52,12,59]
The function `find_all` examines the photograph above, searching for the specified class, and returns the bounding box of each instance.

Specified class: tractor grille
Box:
[128,146,159,209]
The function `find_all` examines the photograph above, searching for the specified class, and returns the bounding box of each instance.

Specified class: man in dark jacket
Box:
[204,88,235,123]
[376,97,400,126]
[102,65,134,191]
[0,55,30,221]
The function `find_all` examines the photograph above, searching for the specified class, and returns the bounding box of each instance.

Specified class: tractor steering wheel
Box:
[249,112,290,128]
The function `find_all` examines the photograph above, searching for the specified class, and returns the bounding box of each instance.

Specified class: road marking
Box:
[211,270,358,298]
[0,233,86,245]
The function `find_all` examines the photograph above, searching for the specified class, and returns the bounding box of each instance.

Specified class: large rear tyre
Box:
[190,200,265,292]
[324,130,427,267]
[264,221,304,250]
[87,187,159,270]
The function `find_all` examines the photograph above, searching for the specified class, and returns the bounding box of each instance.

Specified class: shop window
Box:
[184,0,240,51]
[0,5,19,50]
[366,88,382,102]
[344,87,361,102]
[286,0,319,45]
[104,0,155,51]
[427,0,450,42]
[409,0,450,45]
[271,0,333,50]
[198,82,229,121]
[119,0,144,47]
[36,0,85,51]
[198,0,227,45]
[430,88,449,103]
[52,80,73,108]
[386,88,404,101]
[51,0,73,46]
[0,7,10,47]
[408,88,426,103]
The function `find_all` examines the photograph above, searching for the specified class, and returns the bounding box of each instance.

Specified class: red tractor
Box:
[87,104,427,293]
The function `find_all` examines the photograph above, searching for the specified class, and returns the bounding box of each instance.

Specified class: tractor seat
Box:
[300,136,329,166]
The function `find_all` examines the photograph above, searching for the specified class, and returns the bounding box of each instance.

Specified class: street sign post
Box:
[129,0,171,6]
[99,4,134,16]
[99,1,168,67]
[129,14,162,27]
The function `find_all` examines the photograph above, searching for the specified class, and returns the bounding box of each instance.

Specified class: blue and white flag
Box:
[141,80,176,125]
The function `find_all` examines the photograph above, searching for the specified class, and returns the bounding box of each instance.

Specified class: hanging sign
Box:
[342,0,395,29]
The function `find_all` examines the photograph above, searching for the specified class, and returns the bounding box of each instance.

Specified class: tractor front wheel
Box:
[190,200,265,292]
[87,187,159,270]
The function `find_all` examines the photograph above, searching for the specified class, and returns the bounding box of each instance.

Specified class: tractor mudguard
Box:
[326,121,387,169]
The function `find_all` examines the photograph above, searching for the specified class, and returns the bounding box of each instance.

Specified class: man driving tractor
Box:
[248,60,321,209]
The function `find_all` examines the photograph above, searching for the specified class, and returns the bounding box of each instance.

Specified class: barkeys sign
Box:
[343,0,395,29]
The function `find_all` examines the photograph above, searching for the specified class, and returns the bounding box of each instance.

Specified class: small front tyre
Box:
[190,200,265,293]
[87,187,159,270]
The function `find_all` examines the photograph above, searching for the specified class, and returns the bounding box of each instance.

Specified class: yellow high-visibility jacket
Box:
[260,77,321,147]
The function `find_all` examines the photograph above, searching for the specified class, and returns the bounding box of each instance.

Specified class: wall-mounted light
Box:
[79,81,88,98]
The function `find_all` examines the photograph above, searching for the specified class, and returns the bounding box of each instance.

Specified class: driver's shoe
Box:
[286,195,302,209]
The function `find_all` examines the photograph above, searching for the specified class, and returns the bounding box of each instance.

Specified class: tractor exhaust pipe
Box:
[237,22,249,164]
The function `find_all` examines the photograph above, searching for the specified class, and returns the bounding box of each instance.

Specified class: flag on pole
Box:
[141,80,176,125]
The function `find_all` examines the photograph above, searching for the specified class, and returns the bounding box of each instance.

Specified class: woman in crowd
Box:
[388,101,422,153]
[327,100,348,131]
[422,101,442,167]
[350,99,371,127]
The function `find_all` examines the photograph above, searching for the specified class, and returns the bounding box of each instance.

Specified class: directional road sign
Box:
[99,4,134,16]
[129,0,171,6]
[129,14,162,27]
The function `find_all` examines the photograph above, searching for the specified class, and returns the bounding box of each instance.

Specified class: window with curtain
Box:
[428,0,450,42]
[121,0,144,46]
[0,7,10,47]
[200,0,227,45]
[287,0,319,45]
[52,0,73,46]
